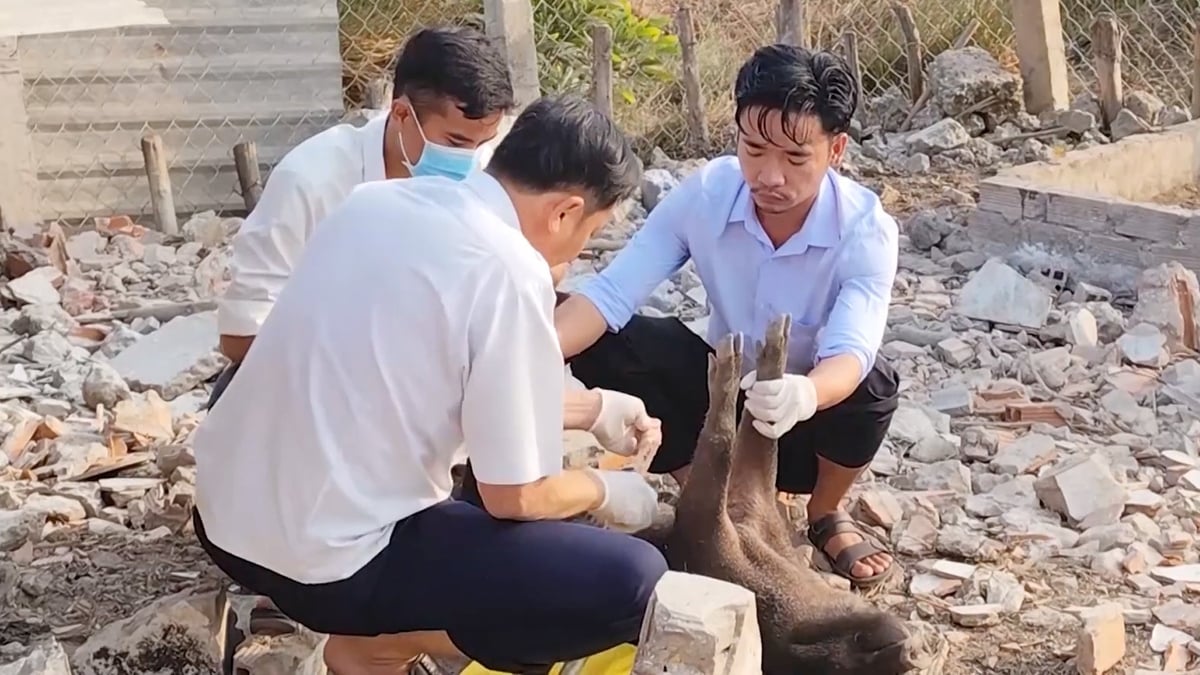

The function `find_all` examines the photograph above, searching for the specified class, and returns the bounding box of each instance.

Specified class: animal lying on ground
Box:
[639,315,919,675]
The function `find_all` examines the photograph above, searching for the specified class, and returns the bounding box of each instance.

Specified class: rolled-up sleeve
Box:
[815,213,899,382]
[462,270,565,486]
[576,177,695,331]
[218,168,317,336]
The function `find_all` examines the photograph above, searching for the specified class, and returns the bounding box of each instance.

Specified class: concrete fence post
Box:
[1010,0,1071,114]
[483,0,541,111]
[0,36,41,228]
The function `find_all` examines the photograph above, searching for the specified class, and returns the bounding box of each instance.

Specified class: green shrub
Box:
[532,0,679,105]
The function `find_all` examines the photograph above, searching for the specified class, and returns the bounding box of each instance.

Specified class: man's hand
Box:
[739,372,818,439]
[586,469,659,532]
[587,389,662,457]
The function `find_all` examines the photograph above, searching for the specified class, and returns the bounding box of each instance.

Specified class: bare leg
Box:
[669,465,690,488]
[807,457,892,579]
[324,632,463,675]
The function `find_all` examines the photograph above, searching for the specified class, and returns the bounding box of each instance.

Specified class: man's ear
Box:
[830,132,849,167]
[389,97,412,122]
[548,194,586,234]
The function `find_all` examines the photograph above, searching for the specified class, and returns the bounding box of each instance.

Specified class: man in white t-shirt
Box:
[214,26,519,373]
[192,96,667,674]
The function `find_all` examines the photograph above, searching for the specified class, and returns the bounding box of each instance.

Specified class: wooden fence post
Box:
[232,141,262,212]
[1010,0,1070,114]
[1192,9,1200,119]
[1091,14,1123,129]
[483,0,541,110]
[840,31,862,111]
[776,0,807,48]
[891,3,923,103]
[140,132,178,235]
[676,6,709,153]
[590,22,613,118]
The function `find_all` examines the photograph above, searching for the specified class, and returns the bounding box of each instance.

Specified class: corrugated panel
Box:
[17,0,345,223]
[0,0,167,37]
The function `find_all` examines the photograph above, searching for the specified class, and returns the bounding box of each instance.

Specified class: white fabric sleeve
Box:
[462,269,565,486]
[218,168,319,336]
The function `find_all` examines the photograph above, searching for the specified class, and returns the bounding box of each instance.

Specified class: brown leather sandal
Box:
[807,511,896,589]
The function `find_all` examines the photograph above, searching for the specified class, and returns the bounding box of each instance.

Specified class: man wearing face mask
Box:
[192,95,666,675]
[216,26,515,369]
[555,45,903,589]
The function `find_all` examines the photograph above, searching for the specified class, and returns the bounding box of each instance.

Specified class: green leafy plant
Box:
[532,0,679,104]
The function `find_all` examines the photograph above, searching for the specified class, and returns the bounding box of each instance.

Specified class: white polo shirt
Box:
[218,112,509,336]
[194,171,566,584]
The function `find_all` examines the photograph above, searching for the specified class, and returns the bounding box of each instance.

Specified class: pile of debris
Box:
[2,45,1199,674]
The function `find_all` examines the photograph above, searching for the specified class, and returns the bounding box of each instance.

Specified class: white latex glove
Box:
[587,468,659,533]
[739,372,818,439]
[587,389,662,457]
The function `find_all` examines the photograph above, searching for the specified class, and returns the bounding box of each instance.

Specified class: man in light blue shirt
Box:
[556,45,901,588]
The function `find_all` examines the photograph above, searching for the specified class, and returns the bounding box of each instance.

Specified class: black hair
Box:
[733,44,858,144]
[488,95,641,211]
[392,26,514,120]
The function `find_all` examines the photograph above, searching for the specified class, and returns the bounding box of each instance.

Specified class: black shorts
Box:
[193,504,666,673]
[567,314,900,493]
[204,361,240,410]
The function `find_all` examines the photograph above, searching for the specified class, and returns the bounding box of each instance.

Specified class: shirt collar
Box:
[463,170,521,231]
[360,112,389,183]
[728,169,841,254]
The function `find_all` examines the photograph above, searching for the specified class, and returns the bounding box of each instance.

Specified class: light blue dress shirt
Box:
[577,156,899,383]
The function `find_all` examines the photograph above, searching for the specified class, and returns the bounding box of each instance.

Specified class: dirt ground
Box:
[1,166,1146,674]
[0,527,1157,674]
[1147,182,1200,210]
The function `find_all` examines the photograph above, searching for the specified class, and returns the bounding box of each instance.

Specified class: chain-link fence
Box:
[13,0,1200,225]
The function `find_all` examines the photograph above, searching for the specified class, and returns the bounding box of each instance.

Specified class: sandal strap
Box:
[808,511,861,548]
[833,539,887,574]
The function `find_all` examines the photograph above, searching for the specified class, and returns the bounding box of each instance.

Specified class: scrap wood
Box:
[1002,401,1071,426]
[3,416,40,464]
[74,299,215,325]
[63,451,153,482]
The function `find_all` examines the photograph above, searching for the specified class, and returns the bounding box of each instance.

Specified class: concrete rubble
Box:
[0,69,1199,674]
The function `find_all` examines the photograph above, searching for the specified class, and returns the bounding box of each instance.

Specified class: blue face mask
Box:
[400,112,478,181]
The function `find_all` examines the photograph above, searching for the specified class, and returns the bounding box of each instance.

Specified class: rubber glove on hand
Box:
[587,469,659,533]
[587,389,663,457]
[739,371,818,439]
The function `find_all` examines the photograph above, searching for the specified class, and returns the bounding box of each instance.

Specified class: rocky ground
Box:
[2,46,1200,674]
